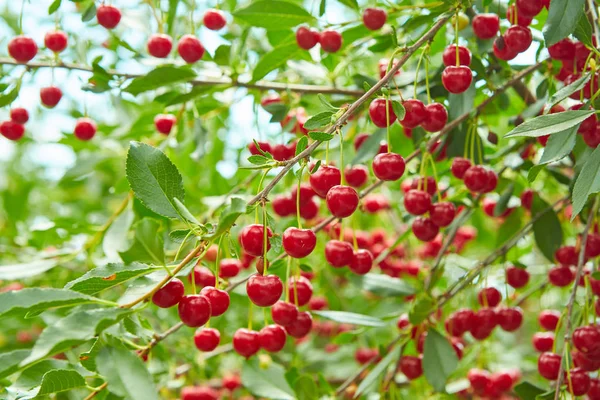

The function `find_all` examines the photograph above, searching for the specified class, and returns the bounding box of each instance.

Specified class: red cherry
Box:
[355,348,379,364]
[521,189,534,210]
[326,185,359,218]
[566,368,591,395]
[233,328,260,358]
[421,103,448,132]
[189,266,216,287]
[399,99,427,129]
[482,170,498,193]
[239,224,273,257]
[506,266,530,288]
[8,36,38,62]
[203,9,226,30]
[574,326,600,354]
[538,310,561,331]
[412,217,439,242]
[199,287,230,316]
[548,265,574,287]
[497,307,523,332]
[378,58,401,78]
[325,240,354,267]
[178,294,211,327]
[572,103,599,134]
[246,274,283,307]
[40,86,62,108]
[285,311,312,338]
[400,356,423,380]
[463,165,487,192]
[0,121,25,141]
[154,114,176,135]
[283,227,317,258]
[442,45,471,67]
[493,36,518,61]
[319,30,342,52]
[296,26,320,50]
[74,118,97,141]
[516,0,544,18]
[532,332,555,352]
[363,7,387,30]
[349,249,373,275]
[194,327,220,352]
[446,308,475,336]
[288,276,313,306]
[574,350,600,372]
[44,30,68,53]
[549,38,576,61]
[291,183,315,206]
[181,386,218,400]
[411,177,437,196]
[372,152,405,181]
[222,375,241,392]
[470,308,498,340]
[451,157,472,179]
[152,278,185,308]
[248,140,271,155]
[9,108,28,125]
[583,126,600,148]
[310,164,341,198]
[345,165,369,188]
[590,379,600,400]
[147,34,173,58]
[96,5,122,29]
[219,258,241,278]
[586,233,600,258]
[271,143,296,161]
[308,296,327,311]
[404,190,432,216]
[468,369,491,395]
[299,199,319,220]
[506,5,532,26]
[259,324,287,352]
[177,34,205,63]
[442,66,472,94]
[430,202,456,227]
[369,98,396,128]
[505,26,532,53]
[478,287,502,307]
[555,246,578,266]
[472,13,500,39]
[489,371,514,393]
[271,301,298,326]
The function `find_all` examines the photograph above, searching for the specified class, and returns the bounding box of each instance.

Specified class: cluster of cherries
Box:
[0,107,29,141]
[450,157,499,194]
[181,374,243,400]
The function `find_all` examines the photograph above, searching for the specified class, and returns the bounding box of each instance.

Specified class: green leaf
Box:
[531,196,563,261]
[543,0,586,46]
[572,145,600,218]
[27,369,86,398]
[252,41,305,81]
[504,110,595,138]
[351,129,386,165]
[313,310,386,327]
[96,345,160,400]
[319,0,326,16]
[351,273,416,297]
[574,13,593,47]
[0,259,57,280]
[80,340,100,372]
[303,111,335,130]
[497,208,524,246]
[409,293,436,324]
[173,198,201,225]
[538,125,577,165]
[124,66,197,96]
[242,359,295,400]
[295,136,309,156]
[48,0,61,14]
[0,349,31,379]
[493,183,514,217]
[337,0,359,10]
[309,131,335,141]
[514,381,547,400]
[0,81,21,107]
[208,197,246,238]
[294,375,319,400]
[317,94,338,112]
[65,262,159,295]
[546,73,590,110]
[119,218,165,265]
[126,142,185,219]
[166,0,179,35]
[355,346,401,397]
[391,101,406,121]
[82,2,96,22]
[423,329,459,392]
[234,1,315,30]
[248,155,270,165]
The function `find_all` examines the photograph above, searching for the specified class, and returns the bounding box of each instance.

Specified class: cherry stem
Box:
[296,164,306,229]
[262,201,268,276]
[413,46,427,99]
[145,0,163,33]
[424,45,432,104]
[255,169,270,223]
[454,11,459,67]
[19,0,25,34]
[385,95,391,153]
[214,234,226,290]
[285,256,291,302]
[339,128,346,185]
[248,303,253,330]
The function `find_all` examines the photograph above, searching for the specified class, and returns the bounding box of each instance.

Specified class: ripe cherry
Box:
[181,386,218,400]
[404,190,432,216]
[421,103,448,132]
[442,45,471,67]
[259,324,287,352]
[10,108,28,125]
[548,265,574,287]
[573,350,600,372]
[472,13,500,39]
[412,217,439,242]
[74,118,97,141]
[446,308,475,336]
[96,5,121,29]
[506,266,530,288]
[478,287,502,307]
[325,240,354,267]
[493,36,518,61]
[147,34,173,58]
[349,249,373,275]
[363,7,387,30]
[189,266,216,287]
[516,0,544,18]
[283,227,317,258]
[532,332,554,352]
[219,258,241,278]
[470,308,498,340]
[345,165,368,188]
[154,114,176,135]
[319,30,342,53]
[246,274,283,307]
[506,5,532,26]
[0,121,25,141]
[44,30,68,53]
[40,86,62,108]
[468,369,491,395]
[400,356,423,380]
[272,195,294,217]
[8,36,38,62]
[203,9,226,30]
[326,185,359,218]
[308,296,327,311]
[288,276,313,306]
[555,246,578,266]
[399,99,427,129]
[521,189,534,210]
[222,374,241,392]
[538,310,561,331]
[463,165,488,192]
[504,26,532,53]
[566,368,591,396]
[285,311,312,338]
[248,140,271,155]
[299,199,319,220]
[430,202,456,227]
[178,294,211,327]
[442,66,472,94]
[296,27,320,50]
[271,300,298,326]
[199,287,230,316]
[233,328,260,358]
[310,164,341,197]
[369,98,396,128]
[194,327,220,352]
[549,39,576,61]
[239,224,273,257]
[152,278,185,308]
[177,35,205,63]
[355,348,379,364]
[271,143,296,161]
[573,326,600,354]
[498,307,523,331]
[590,379,600,400]
[291,183,315,206]
[372,153,405,181]
[451,157,472,179]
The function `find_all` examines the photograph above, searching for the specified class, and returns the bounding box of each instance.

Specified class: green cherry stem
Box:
[296,164,306,229]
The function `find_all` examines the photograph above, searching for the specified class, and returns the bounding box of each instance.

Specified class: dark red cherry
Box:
[482,170,498,193]
[506,5,532,26]
[463,165,488,192]
[271,142,296,161]
[189,266,216,287]
[291,183,315,206]
[399,99,427,129]
[74,118,97,141]
[296,26,320,50]
[442,66,472,94]
[154,114,176,135]
[470,308,498,340]
[586,233,600,258]
[8,36,38,63]
[372,153,405,181]
[532,332,554,352]
[299,198,319,220]
[442,45,471,67]
[178,294,211,327]
[451,157,472,179]
[573,326,600,354]
[246,274,283,307]
[9,108,28,125]
[355,348,379,364]
[40,86,62,108]
[516,0,544,18]
[239,224,273,257]
[446,308,474,336]
[412,217,439,242]
[421,103,448,132]
[430,202,456,227]
[147,34,173,58]
[283,227,317,258]
[363,8,387,30]
[326,185,359,218]
[472,13,500,39]
[325,240,354,267]
[96,5,121,29]
[219,258,241,278]
[310,164,341,198]
[177,34,204,63]
[345,165,369,188]
[538,310,561,331]
[506,266,530,288]
[468,369,491,395]
[271,301,298,326]
[285,311,313,338]
[548,266,574,287]
[248,140,271,156]
[233,328,260,358]
[555,246,578,266]
[44,30,68,53]
[549,38,576,61]
[521,189,534,210]
[369,98,396,128]
[573,350,600,372]
[400,356,423,380]
[203,9,226,30]
[493,36,518,61]
[0,121,25,141]
[489,371,514,394]
[404,190,432,216]
[194,327,220,352]
[349,249,373,275]
[572,104,599,135]
[259,324,287,352]
[319,30,342,52]
[199,287,230,316]
[152,278,185,308]
[590,379,600,400]
[504,26,532,53]
[498,307,523,332]
[566,368,591,396]
[287,276,313,306]
[478,287,502,307]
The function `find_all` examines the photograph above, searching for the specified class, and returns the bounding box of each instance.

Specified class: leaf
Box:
[26,369,86,398]
[423,329,459,392]
[574,13,593,47]
[303,111,335,130]
[48,0,61,14]
[124,66,197,96]
[538,125,577,165]
[354,346,401,398]
[514,381,547,400]
[409,293,436,324]
[80,340,100,372]
[252,41,305,81]
[65,262,159,295]
[242,358,295,400]
[173,198,201,225]
[208,197,247,238]
[0,259,57,280]
[309,131,335,141]
[126,142,185,219]
[294,375,319,400]
[531,196,563,261]
[0,81,21,107]
[493,183,514,217]
[319,0,326,16]
[572,145,600,218]
[504,110,595,138]
[543,0,586,46]
[0,349,31,379]
[317,94,338,111]
[546,73,590,110]
[351,273,416,297]
[295,136,309,156]
[96,345,160,400]
[313,311,386,327]
[248,155,270,165]
[119,218,165,265]
[166,0,179,35]
[338,0,359,10]
[234,1,315,30]
[82,2,96,22]
[351,129,386,165]
[391,100,406,121]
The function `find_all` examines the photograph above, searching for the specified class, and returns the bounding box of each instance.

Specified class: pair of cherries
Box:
[368,98,449,133]
[0,107,30,141]
[296,27,342,53]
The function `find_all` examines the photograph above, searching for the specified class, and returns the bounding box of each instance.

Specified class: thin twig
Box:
[514,280,548,307]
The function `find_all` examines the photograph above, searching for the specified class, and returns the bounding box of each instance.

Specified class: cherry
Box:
[177,35,205,63]
[233,328,260,358]
[310,164,341,198]
[446,308,474,336]
[404,190,432,216]
[271,143,296,161]
[442,66,472,94]
[400,356,423,380]
[10,108,28,125]
[421,103,448,132]
[326,185,359,218]
[363,7,387,30]
[248,140,271,155]
[574,350,600,372]
[482,170,498,193]
[362,194,389,213]
[548,265,574,287]
[549,38,576,61]
[516,0,544,18]
[470,308,498,340]
[259,324,287,352]
[325,240,354,267]
[521,189,534,210]
[291,183,315,206]
[538,310,561,331]
[504,26,532,53]
[299,199,319,220]
[451,157,472,179]
[468,369,491,395]
[147,34,173,58]
[399,99,427,129]
[463,165,487,192]
[378,58,401,78]
[532,332,554,352]
[345,165,369,188]
[478,287,502,307]
[349,249,373,275]
[181,386,219,400]
[199,287,230,316]
[203,9,226,30]
[472,13,500,39]
[281,108,308,134]
[430,202,456,227]
[369,98,396,128]
[40,86,63,108]
[0,121,25,141]
[8,36,38,62]
[189,266,216,287]
[586,233,600,258]
[506,5,532,26]
[96,5,121,29]
[412,217,439,242]
[44,30,68,53]
[246,274,283,307]
[288,276,313,306]
[355,348,379,364]
[493,36,518,61]
[239,224,273,257]
[497,307,523,332]
[152,278,185,308]
[296,27,320,50]
[372,153,405,181]
[571,104,598,134]
[219,258,241,278]
[271,300,298,326]
[74,118,97,141]
[194,327,220,352]
[506,266,530,288]
[442,45,471,67]
[590,379,600,400]
[285,311,312,338]
[319,30,342,53]
[154,114,176,135]
[573,326,600,354]
[566,368,591,396]
[178,294,211,327]
[222,374,241,392]
[555,246,578,266]
[283,227,317,258]
[489,371,514,393]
